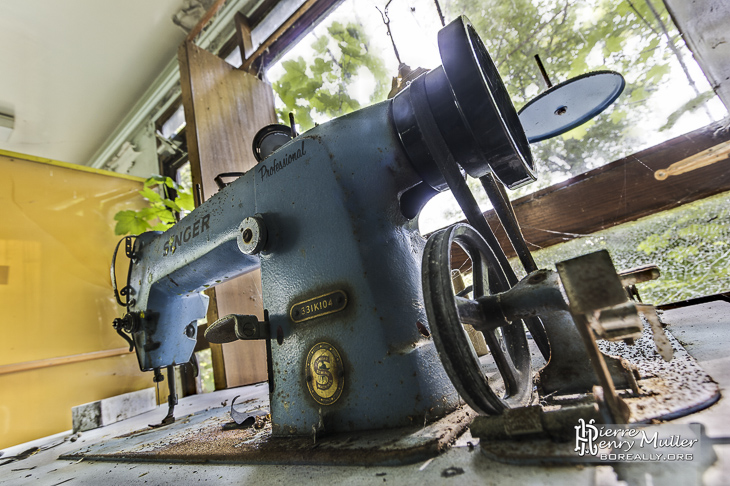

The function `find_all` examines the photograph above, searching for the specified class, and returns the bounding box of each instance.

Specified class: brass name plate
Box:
[306,342,344,405]
[290,290,347,323]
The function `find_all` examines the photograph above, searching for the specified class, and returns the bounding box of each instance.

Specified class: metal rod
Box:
[165,364,178,419]
[433,0,446,27]
[376,0,402,65]
[195,183,203,206]
[185,0,228,43]
[478,173,550,359]
[289,112,298,138]
[534,54,553,88]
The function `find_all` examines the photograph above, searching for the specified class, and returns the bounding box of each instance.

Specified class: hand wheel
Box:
[423,223,533,415]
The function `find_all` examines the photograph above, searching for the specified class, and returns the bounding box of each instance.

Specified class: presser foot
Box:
[149,365,178,429]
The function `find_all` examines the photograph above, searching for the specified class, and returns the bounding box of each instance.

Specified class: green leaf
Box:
[162,198,181,213]
[604,36,623,54]
[677,223,725,239]
[629,87,648,103]
[156,211,176,223]
[609,108,626,124]
[637,232,671,254]
[143,206,175,221]
[645,63,671,83]
[144,175,167,187]
[270,20,389,131]
[113,210,152,236]
[560,118,596,141]
[311,36,329,54]
[667,245,699,262]
[137,207,163,219]
[139,186,162,203]
[151,222,174,231]
[175,192,195,212]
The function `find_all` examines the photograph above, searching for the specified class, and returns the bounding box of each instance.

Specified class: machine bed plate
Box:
[62,400,474,467]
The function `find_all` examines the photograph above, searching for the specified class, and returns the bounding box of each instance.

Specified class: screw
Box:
[242,228,253,244]
[242,321,256,337]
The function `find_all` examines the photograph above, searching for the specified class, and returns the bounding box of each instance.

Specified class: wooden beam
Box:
[450,122,730,270]
[240,0,342,72]
[235,12,254,61]
[186,0,229,43]
[0,348,131,376]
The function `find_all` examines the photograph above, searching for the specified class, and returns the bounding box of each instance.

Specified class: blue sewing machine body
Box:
[128,100,462,435]
[116,16,540,436]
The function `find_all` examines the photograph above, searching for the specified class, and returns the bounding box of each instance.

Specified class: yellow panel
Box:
[0,149,146,182]
[0,154,151,448]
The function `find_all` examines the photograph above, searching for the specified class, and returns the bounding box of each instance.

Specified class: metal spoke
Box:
[483,329,519,396]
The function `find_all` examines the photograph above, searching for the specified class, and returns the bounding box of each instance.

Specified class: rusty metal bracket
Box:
[471,403,603,442]
[556,250,639,423]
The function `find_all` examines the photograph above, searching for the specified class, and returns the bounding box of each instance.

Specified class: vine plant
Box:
[114,175,195,235]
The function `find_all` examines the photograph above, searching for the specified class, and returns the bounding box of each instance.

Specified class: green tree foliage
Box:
[272,21,389,131]
[114,176,195,235]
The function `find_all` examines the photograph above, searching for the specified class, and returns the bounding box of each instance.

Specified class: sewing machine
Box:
[111,16,717,440]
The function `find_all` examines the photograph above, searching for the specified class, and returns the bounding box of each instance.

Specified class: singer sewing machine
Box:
[110,16,718,445]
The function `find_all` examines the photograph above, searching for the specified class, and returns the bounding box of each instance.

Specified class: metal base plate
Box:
[599,319,719,422]
[62,398,475,467]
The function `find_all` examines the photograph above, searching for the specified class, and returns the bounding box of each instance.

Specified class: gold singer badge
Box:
[305,342,344,405]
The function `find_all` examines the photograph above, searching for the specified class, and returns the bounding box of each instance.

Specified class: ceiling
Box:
[0,0,189,165]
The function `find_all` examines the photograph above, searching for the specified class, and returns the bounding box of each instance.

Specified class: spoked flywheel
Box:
[423,223,533,415]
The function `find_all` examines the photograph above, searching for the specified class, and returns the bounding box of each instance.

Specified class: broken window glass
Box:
[513,191,730,305]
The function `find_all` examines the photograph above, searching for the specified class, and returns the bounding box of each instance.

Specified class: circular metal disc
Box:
[518,71,625,143]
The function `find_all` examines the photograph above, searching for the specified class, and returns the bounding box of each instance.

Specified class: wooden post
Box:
[235,12,254,67]
[178,40,277,388]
